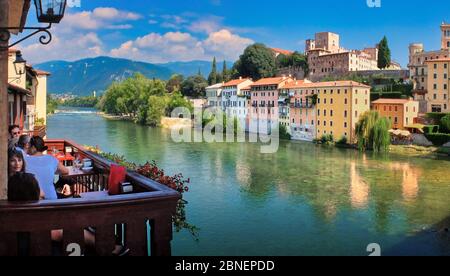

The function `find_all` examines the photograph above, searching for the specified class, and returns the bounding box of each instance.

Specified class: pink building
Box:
[249,77,293,133]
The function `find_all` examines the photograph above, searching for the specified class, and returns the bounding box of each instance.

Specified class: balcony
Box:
[290,103,313,109]
[0,140,180,256]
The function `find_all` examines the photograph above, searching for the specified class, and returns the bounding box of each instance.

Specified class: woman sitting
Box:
[8,149,45,200]
[25,136,69,200]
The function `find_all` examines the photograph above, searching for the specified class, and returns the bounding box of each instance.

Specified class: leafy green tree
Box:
[181,75,208,98]
[355,111,391,152]
[233,43,276,80]
[378,36,391,69]
[222,61,230,82]
[47,94,59,114]
[167,91,193,115]
[146,96,168,126]
[208,57,218,85]
[166,74,184,93]
[373,117,391,152]
[441,114,450,133]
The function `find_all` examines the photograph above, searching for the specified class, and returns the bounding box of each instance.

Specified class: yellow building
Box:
[7,49,50,135]
[295,81,370,143]
[372,98,419,130]
[425,58,450,112]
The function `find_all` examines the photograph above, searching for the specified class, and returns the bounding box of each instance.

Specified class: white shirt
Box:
[25,155,59,200]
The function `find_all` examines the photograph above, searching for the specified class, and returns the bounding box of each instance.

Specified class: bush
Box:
[441,114,450,133]
[320,134,334,144]
[370,91,403,101]
[336,136,348,145]
[426,113,450,123]
[278,124,291,140]
[425,133,450,146]
[423,125,440,134]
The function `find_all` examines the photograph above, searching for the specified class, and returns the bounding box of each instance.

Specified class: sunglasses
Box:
[12,131,20,135]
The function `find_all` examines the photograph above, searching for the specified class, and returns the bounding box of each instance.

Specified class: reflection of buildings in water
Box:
[350,162,370,209]
[235,159,252,189]
[389,163,421,202]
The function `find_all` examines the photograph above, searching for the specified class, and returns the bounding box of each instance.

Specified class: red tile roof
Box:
[251,77,293,86]
[271,48,294,56]
[223,78,251,86]
[34,69,51,76]
[282,79,313,89]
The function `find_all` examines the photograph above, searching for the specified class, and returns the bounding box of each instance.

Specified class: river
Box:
[47,108,450,256]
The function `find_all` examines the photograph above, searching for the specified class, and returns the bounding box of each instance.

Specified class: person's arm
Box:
[57,162,69,175]
[40,189,45,200]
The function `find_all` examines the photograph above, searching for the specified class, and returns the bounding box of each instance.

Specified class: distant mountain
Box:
[35,57,233,96]
[158,60,233,79]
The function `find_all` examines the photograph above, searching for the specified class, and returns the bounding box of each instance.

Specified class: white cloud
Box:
[187,16,223,34]
[20,32,105,64]
[92,7,142,21]
[110,29,253,63]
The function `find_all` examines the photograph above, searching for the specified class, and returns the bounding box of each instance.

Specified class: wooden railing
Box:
[0,140,181,256]
[23,125,46,138]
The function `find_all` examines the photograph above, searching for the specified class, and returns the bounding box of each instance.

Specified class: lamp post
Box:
[0,0,67,199]
[13,51,27,76]
[0,0,68,49]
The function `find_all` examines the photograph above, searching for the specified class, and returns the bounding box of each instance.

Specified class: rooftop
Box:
[290,80,371,89]
[206,83,223,89]
[251,77,293,86]
[282,79,313,89]
[271,48,294,56]
[223,78,252,86]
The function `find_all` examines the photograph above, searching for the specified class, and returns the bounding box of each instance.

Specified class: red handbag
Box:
[108,164,127,195]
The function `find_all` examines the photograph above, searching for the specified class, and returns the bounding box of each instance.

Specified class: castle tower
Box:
[441,22,450,50]
[409,43,424,64]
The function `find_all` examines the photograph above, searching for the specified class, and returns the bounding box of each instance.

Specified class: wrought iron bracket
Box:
[0,24,52,50]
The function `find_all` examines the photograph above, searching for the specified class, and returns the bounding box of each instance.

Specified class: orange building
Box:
[372,98,419,130]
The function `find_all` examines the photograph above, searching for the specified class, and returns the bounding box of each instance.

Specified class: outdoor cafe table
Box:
[50,152,75,166]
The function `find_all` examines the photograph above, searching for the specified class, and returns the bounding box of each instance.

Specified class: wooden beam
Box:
[0,0,9,200]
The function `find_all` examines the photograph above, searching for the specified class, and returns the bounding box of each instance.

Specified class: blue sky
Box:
[19,0,450,66]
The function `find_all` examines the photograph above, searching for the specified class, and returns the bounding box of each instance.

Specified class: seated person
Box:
[8,173,41,202]
[16,135,31,156]
[8,149,25,178]
[25,136,69,200]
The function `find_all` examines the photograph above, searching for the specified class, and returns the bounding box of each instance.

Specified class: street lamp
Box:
[13,51,27,76]
[35,0,67,24]
[0,0,68,49]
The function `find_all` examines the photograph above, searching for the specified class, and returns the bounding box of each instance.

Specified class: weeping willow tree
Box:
[373,117,391,152]
[355,111,391,152]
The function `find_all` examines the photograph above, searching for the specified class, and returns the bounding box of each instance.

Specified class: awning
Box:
[7,83,32,97]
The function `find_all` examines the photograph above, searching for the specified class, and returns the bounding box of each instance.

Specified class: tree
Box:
[181,75,208,98]
[233,43,276,80]
[166,74,184,93]
[378,36,391,69]
[441,114,450,133]
[167,91,193,115]
[355,111,391,152]
[146,95,168,127]
[208,57,218,85]
[222,61,230,82]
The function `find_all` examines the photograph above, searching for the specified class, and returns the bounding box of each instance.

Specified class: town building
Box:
[425,58,450,112]
[306,32,401,82]
[7,48,49,137]
[205,83,223,109]
[249,76,293,133]
[282,80,316,141]
[288,81,370,143]
[408,23,450,112]
[221,78,253,130]
[372,98,419,130]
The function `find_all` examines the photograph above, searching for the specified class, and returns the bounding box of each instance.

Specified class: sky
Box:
[15,0,450,67]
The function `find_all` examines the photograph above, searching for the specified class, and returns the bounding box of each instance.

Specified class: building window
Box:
[445,84,448,90]
[344,110,347,117]
[434,84,437,90]
[434,94,437,100]
[344,122,347,128]
[344,98,348,104]
[324,110,327,116]
[394,117,398,124]
[324,121,327,126]
[406,117,409,124]
[434,64,438,69]
[324,98,327,104]
[406,107,409,112]
[434,73,437,79]
[330,121,333,127]
[395,106,398,112]
[355,111,358,118]
[330,110,333,117]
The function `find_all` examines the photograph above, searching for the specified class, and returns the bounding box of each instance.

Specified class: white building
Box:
[205,83,223,109]
[221,78,253,130]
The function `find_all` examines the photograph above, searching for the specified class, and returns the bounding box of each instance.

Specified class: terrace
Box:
[0,140,180,256]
